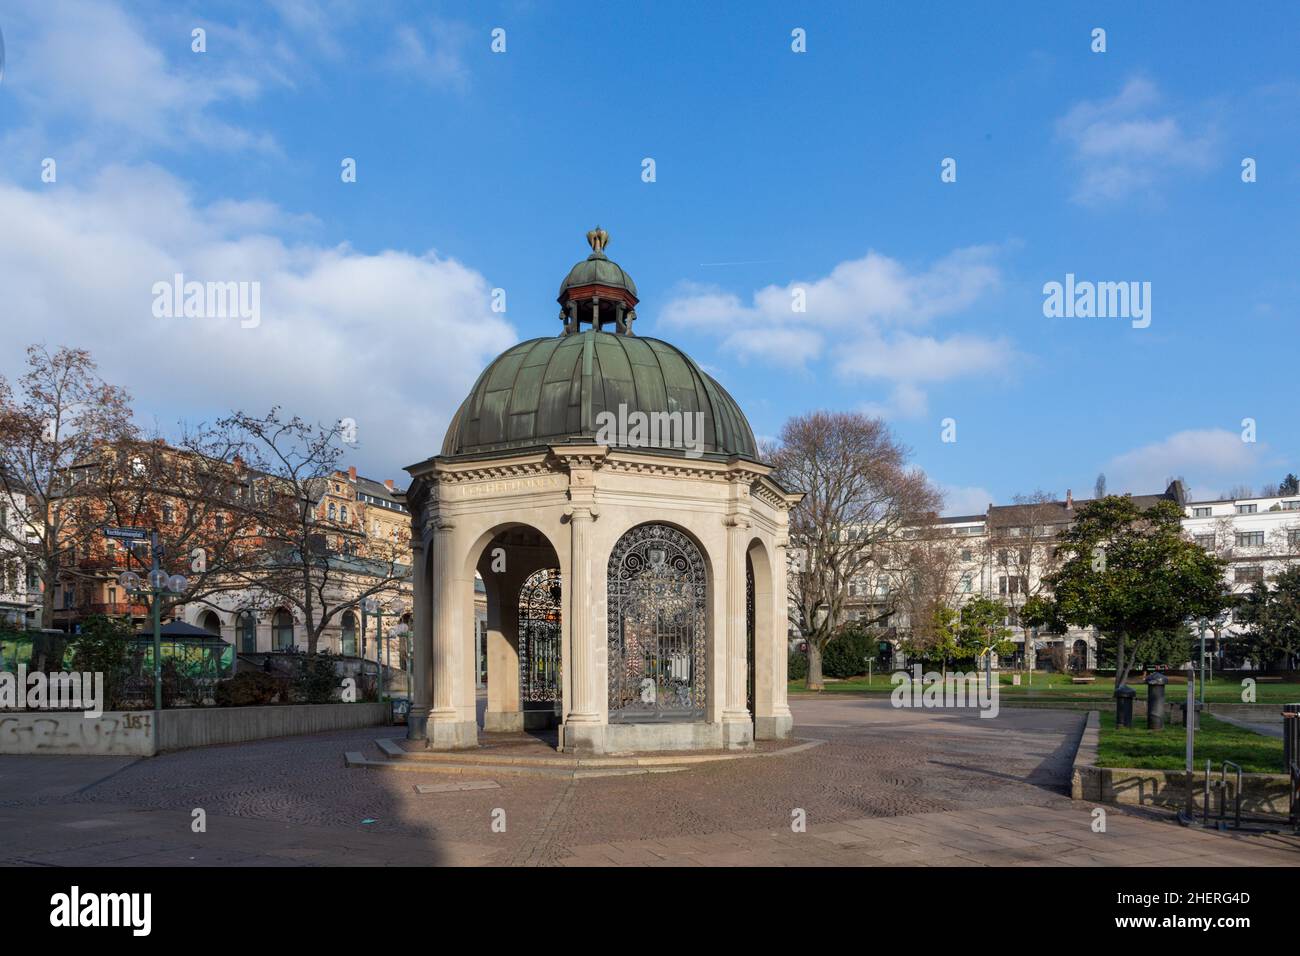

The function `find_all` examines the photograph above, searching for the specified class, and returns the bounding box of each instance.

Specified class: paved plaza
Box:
[1,697,1296,866]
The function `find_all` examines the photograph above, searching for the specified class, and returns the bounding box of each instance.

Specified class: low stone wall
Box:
[156,702,388,753]
[1070,710,1293,815]
[0,711,156,756]
[0,703,388,757]
[1204,703,1288,723]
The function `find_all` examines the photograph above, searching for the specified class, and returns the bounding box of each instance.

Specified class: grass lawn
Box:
[1095,710,1284,774]
[789,672,1300,704]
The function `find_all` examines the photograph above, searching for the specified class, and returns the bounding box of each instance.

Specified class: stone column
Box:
[428,518,476,750]
[722,478,755,749]
[555,447,606,754]
[407,536,431,741]
[762,534,794,739]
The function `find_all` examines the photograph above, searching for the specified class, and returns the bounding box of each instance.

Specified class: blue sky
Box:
[1,1,1297,510]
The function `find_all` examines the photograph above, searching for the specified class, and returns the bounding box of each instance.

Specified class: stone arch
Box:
[460,520,566,738]
[746,537,775,732]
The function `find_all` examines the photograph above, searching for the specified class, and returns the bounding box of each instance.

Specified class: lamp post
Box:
[362,597,402,703]
[118,530,187,712]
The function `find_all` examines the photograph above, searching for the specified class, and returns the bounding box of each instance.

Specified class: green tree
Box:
[1022,496,1230,689]
[68,614,134,710]
[958,596,1016,664]
[1279,473,1299,496]
[900,604,960,671]
[1235,565,1300,671]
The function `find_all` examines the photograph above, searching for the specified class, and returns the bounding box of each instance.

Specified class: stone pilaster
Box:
[758,531,794,740]
[407,535,431,741]
[428,517,476,750]
[553,446,606,754]
[722,477,755,749]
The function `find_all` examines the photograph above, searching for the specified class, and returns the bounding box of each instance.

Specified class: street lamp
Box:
[119,530,187,712]
[362,597,405,703]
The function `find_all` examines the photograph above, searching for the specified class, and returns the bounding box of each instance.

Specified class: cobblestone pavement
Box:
[1,697,1296,866]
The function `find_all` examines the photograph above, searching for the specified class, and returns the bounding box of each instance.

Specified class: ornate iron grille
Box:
[607,524,707,721]
[518,568,562,704]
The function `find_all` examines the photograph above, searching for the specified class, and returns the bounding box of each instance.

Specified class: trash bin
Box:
[1115,684,1137,728]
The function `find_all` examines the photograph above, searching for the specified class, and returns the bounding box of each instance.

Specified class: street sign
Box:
[104,526,147,541]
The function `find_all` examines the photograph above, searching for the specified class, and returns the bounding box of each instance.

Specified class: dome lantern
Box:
[557,226,639,336]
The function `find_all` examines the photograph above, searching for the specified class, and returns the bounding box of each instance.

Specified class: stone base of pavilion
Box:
[412,712,792,755]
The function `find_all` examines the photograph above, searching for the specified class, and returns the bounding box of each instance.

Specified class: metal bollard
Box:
[1115,684,1136,728]
[1146,672,1168,730]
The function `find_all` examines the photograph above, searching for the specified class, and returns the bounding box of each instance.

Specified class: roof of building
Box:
[440,330,759,461]
[558,251,638,301]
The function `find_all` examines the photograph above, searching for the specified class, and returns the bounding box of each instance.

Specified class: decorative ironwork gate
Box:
[607,524,707,721]
[518,568,562,705]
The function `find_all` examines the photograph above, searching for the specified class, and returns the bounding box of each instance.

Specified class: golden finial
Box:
[586,225,609,254]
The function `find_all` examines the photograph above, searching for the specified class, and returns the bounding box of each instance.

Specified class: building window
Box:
[328,503,337,520]
[1234,566,1264,585]
[1288,529,1300,548]
[1235,531,1264,547]
[163,504,175,523]
[1192,506,1212,517]
[272,609,295,651]
[340,506,348,522]
[999,576,1024,595]
[238,611,258,653]
[1194,534,1215,549]
[960,548,972,562]
[1283,500,1300,511]
[960,574,973,593]
[341,610,357,656]
[1235,504,1257,515]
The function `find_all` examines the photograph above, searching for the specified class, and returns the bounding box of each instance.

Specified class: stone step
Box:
[344,751,691,779]
[374,736,751,768]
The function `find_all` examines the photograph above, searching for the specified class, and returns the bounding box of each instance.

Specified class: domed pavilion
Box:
[403,228,801,754]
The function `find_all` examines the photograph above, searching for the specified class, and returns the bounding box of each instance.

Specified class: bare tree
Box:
[770,411,939,690]
[219,409,409,655]
[88,427,266,621]
[990,491,1068,671]
[0,346,135,628]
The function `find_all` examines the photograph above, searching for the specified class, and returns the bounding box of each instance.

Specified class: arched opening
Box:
[468,523,563,739]
[198,610,221,636]
[341,610,358,656]
[607,523,708,722]
[237,610,257,653]
[1071,638,1089,673]
[272,609,295,651]
[746,538,777,737]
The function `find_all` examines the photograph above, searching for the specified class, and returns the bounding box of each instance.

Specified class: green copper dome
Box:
[558,251,638,300]
[441,331,758,460]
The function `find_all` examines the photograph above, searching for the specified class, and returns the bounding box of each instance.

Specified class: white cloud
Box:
[661,246,1011,413]
[1102,428,1266,500]
[5,0,274,156]
[0,166,516,478]
[1057,77,1217,205]
[939,485,995,517]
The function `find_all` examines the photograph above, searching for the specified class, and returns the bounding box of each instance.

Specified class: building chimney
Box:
[233,454,244,473]
[348,465,357,481]
[384,479,394,491]
[1065,489,1073,510]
